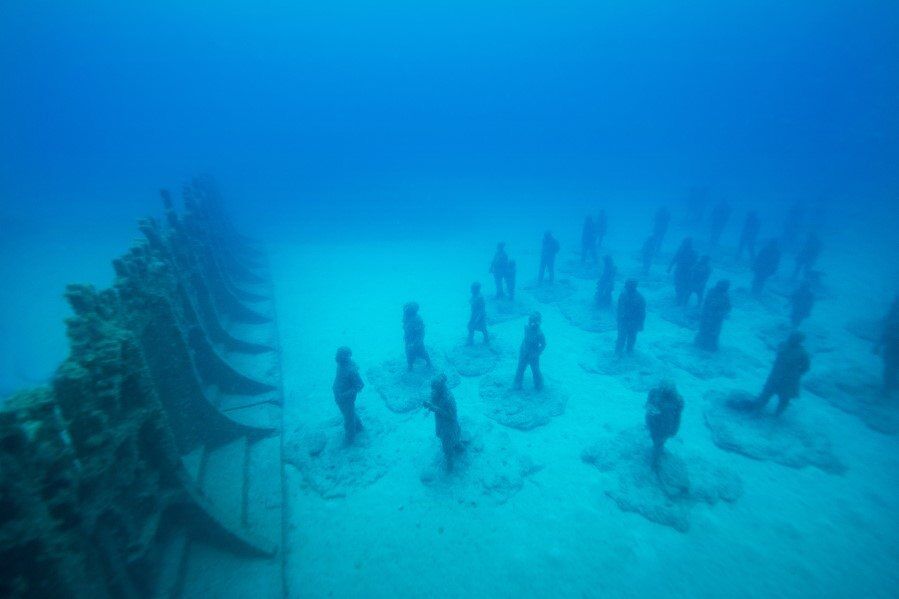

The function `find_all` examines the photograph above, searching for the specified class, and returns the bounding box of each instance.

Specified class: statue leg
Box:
[626,330,637,354]
[531,358,544,390]
[615,328,626,355]
[513,356,526,389]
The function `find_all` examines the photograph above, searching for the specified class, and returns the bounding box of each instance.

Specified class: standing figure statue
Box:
[595,255,616,308]
[751,239,781,295]
[653,206,671,249]
[689,255,712,306]
[489,242,510,299]
[790,280,815,327]
[641,234,659,276]
[645,381,684,469]
[753,332,810,415]
[669,238,698,306]
[737,210,761,261]
[874,297,899,397]
[709,200,731,248]
[514,312,547,390]
[333,347,365,443]
[403,302,432,371]
[466,282,490,346]
[596,209,608,249]
[616,279,646,355]
[423,374,463,472]
[580,216,598,264]
[695,280,731,352]
[505,259,517,300]
[538,231,560,284]
[792,232,822,280]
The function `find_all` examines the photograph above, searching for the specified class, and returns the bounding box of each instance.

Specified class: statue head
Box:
[431,373,448,393]
[656,379,678,397]
[528,311,542,326]
[335,346,352,364]
[625,278,638,293]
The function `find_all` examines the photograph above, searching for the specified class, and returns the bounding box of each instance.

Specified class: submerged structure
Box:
[0,179,286,598]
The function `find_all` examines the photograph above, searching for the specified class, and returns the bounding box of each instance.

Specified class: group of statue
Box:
[329,200,898,475]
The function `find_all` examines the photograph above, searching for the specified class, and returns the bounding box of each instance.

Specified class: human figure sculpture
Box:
[669,238,698,306]
[695,280,731,352]
[514,312,547,390]
[489,243,510,298]
[595,255,616,308]
[538,231,561,284]
[616,279,646,355]
[753,332,811,415]
[423,374,463,472]
[403,302,432,371]
[645,381,684,469]
[752,239,781,295]
[333,347,365,443]
[466,282,490,346]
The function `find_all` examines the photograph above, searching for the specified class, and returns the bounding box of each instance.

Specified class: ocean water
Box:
[2,2,899,597]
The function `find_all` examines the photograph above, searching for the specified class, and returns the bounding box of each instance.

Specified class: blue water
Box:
[2,2,899,597]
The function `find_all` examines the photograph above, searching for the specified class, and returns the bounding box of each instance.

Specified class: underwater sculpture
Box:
[466,282,490,346]
[595,254,617,308]
[640,233,659,276]
[514,312,547,390]
[751,238,781,295]
[689,254,712,306]
[695,280,732,352]
[792,231,822,280]
[737,210,761,261]
[790,279,816,327]
[669,237,698,306]
[875,297,899,397]
[749,331,811,415]
[489,242,511,299]
[333,346,365,444]
[423,374,464,472]
[616,279,646,355]
[505,259,517,300]
[403,301,432,371]
[580,216,598,264]
[645,381,684,469]
[653,205,671,248]
[538,230,561,284]
[709,200,731,248]
[596,209,608,248]
[0,180,284,598]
